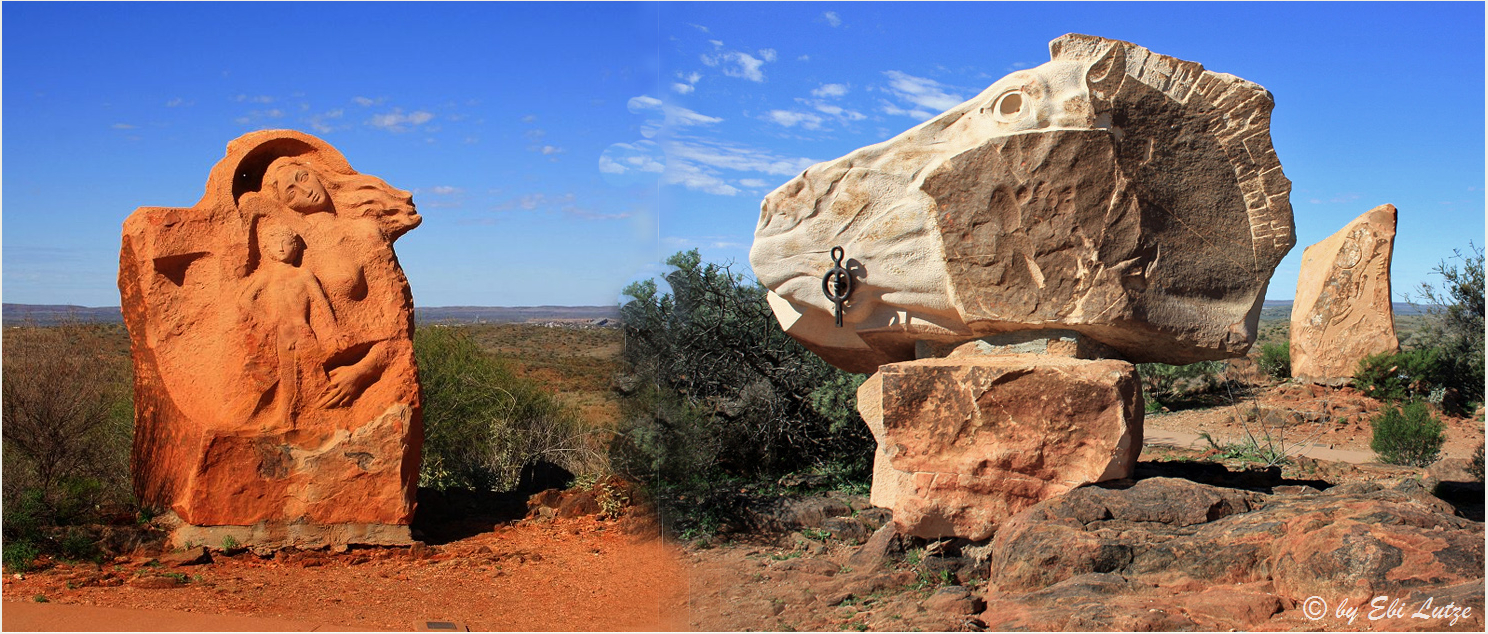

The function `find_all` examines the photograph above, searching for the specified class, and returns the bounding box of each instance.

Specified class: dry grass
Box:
[456,323,623,428]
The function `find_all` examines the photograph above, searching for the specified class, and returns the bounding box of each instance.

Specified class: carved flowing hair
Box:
[260,156,420,239]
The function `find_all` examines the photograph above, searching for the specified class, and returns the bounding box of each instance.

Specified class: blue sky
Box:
[3,2,1483,308]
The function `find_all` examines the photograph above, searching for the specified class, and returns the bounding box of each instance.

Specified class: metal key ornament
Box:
[821,246,853,327]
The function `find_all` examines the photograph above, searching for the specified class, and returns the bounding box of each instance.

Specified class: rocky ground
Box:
[4,447,1481,632]
[677,452,1484,632]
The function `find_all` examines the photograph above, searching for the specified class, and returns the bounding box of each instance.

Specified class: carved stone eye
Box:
[993,91,1025,122]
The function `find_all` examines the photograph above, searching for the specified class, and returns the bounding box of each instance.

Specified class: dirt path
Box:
[1,516,686,632]
[1143,383,1484,462]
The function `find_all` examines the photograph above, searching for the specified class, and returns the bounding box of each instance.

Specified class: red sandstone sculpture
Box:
[119,130,423,549]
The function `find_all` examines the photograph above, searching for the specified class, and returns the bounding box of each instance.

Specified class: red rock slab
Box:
[858,354,1142,540]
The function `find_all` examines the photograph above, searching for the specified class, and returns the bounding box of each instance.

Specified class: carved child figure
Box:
[239,222,338,428]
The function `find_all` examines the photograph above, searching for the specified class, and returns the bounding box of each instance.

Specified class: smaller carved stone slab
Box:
[1290,204,1399,385]
[858,354,1142,541]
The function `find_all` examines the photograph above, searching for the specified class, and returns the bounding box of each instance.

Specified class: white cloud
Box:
[882,70,965,114]
[521,114,538,123]
[428,186,462,195]
[307,109,344,134]
[672,71,702,94]
[879,99,935,121]
[766,110,826,130]
[798,55,810,61]
[690,23,710,33]
[539,145,563,155]
[759,48,778,62]
[701,50,769,82]
[368,109,435,131]
[739,179,770,188]
[352,96,376,107]
[812,83,849,99]
[165,98,189,108]
[813,103,866,120]
[668,136,817,177]
[628,95,724,134]
[236,94,274,104]
[708,39,724,48]
[599,141,666,176]
[823,11,842,27]
[663,161,740,196]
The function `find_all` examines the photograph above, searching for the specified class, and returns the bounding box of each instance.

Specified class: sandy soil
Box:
[1,516,685,632]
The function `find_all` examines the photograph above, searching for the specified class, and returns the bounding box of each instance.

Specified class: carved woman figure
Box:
[238,156,421,415]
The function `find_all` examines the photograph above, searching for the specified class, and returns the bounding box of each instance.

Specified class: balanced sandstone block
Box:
[119,130,423,548]
[858,354,1142,541]
[751,33,1295,374]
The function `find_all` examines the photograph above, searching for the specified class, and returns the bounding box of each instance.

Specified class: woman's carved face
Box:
[271,163,331,213]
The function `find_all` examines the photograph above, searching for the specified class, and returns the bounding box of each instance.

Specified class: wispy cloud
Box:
[738,178,771,189]
[496,192,629,221]
[236,94,275,104]
[427,186,463,195]
[811,83,849,99]
[880,70,965,119]
[822,11,842,27]
[111,123,137,130]
[537,145,564,156]
[599,141,666,175]
[235,108,286,126]
[701,50,770,82]
[766,110,826,130]
[672,71,702,95]
[165,98,192,108]
[628,95,723,136]
[689,23,710,34]
[351,96,377,107]
[306,109,344,134]
[368,108,435,132]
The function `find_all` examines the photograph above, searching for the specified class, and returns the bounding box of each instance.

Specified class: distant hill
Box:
[414,305,620,325]
[2,304,123,326]
[2,303,620,327]
[1258,300,1437,321]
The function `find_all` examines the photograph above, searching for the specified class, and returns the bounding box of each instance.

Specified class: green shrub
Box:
[1354,349,1442,403]
[415,326,601,491]
[1409,245,1484,405]
[1470,443,1484,483]
[1370,401,1446,467]
[1257,342,1291,380]
[1137,360,1231,408]
[2,323,134,563]
[2,540,40,573]
[613,251,873,536]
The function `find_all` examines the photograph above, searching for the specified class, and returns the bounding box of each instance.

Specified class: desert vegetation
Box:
[2,323,135,571]
[415,326,606,492]
[611,250,872,537]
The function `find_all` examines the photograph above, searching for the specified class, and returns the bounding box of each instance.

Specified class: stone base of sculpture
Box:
[165,513,412,551]
[857,333,1142,541]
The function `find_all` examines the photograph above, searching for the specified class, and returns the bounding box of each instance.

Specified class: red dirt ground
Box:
[1,516,685,632]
